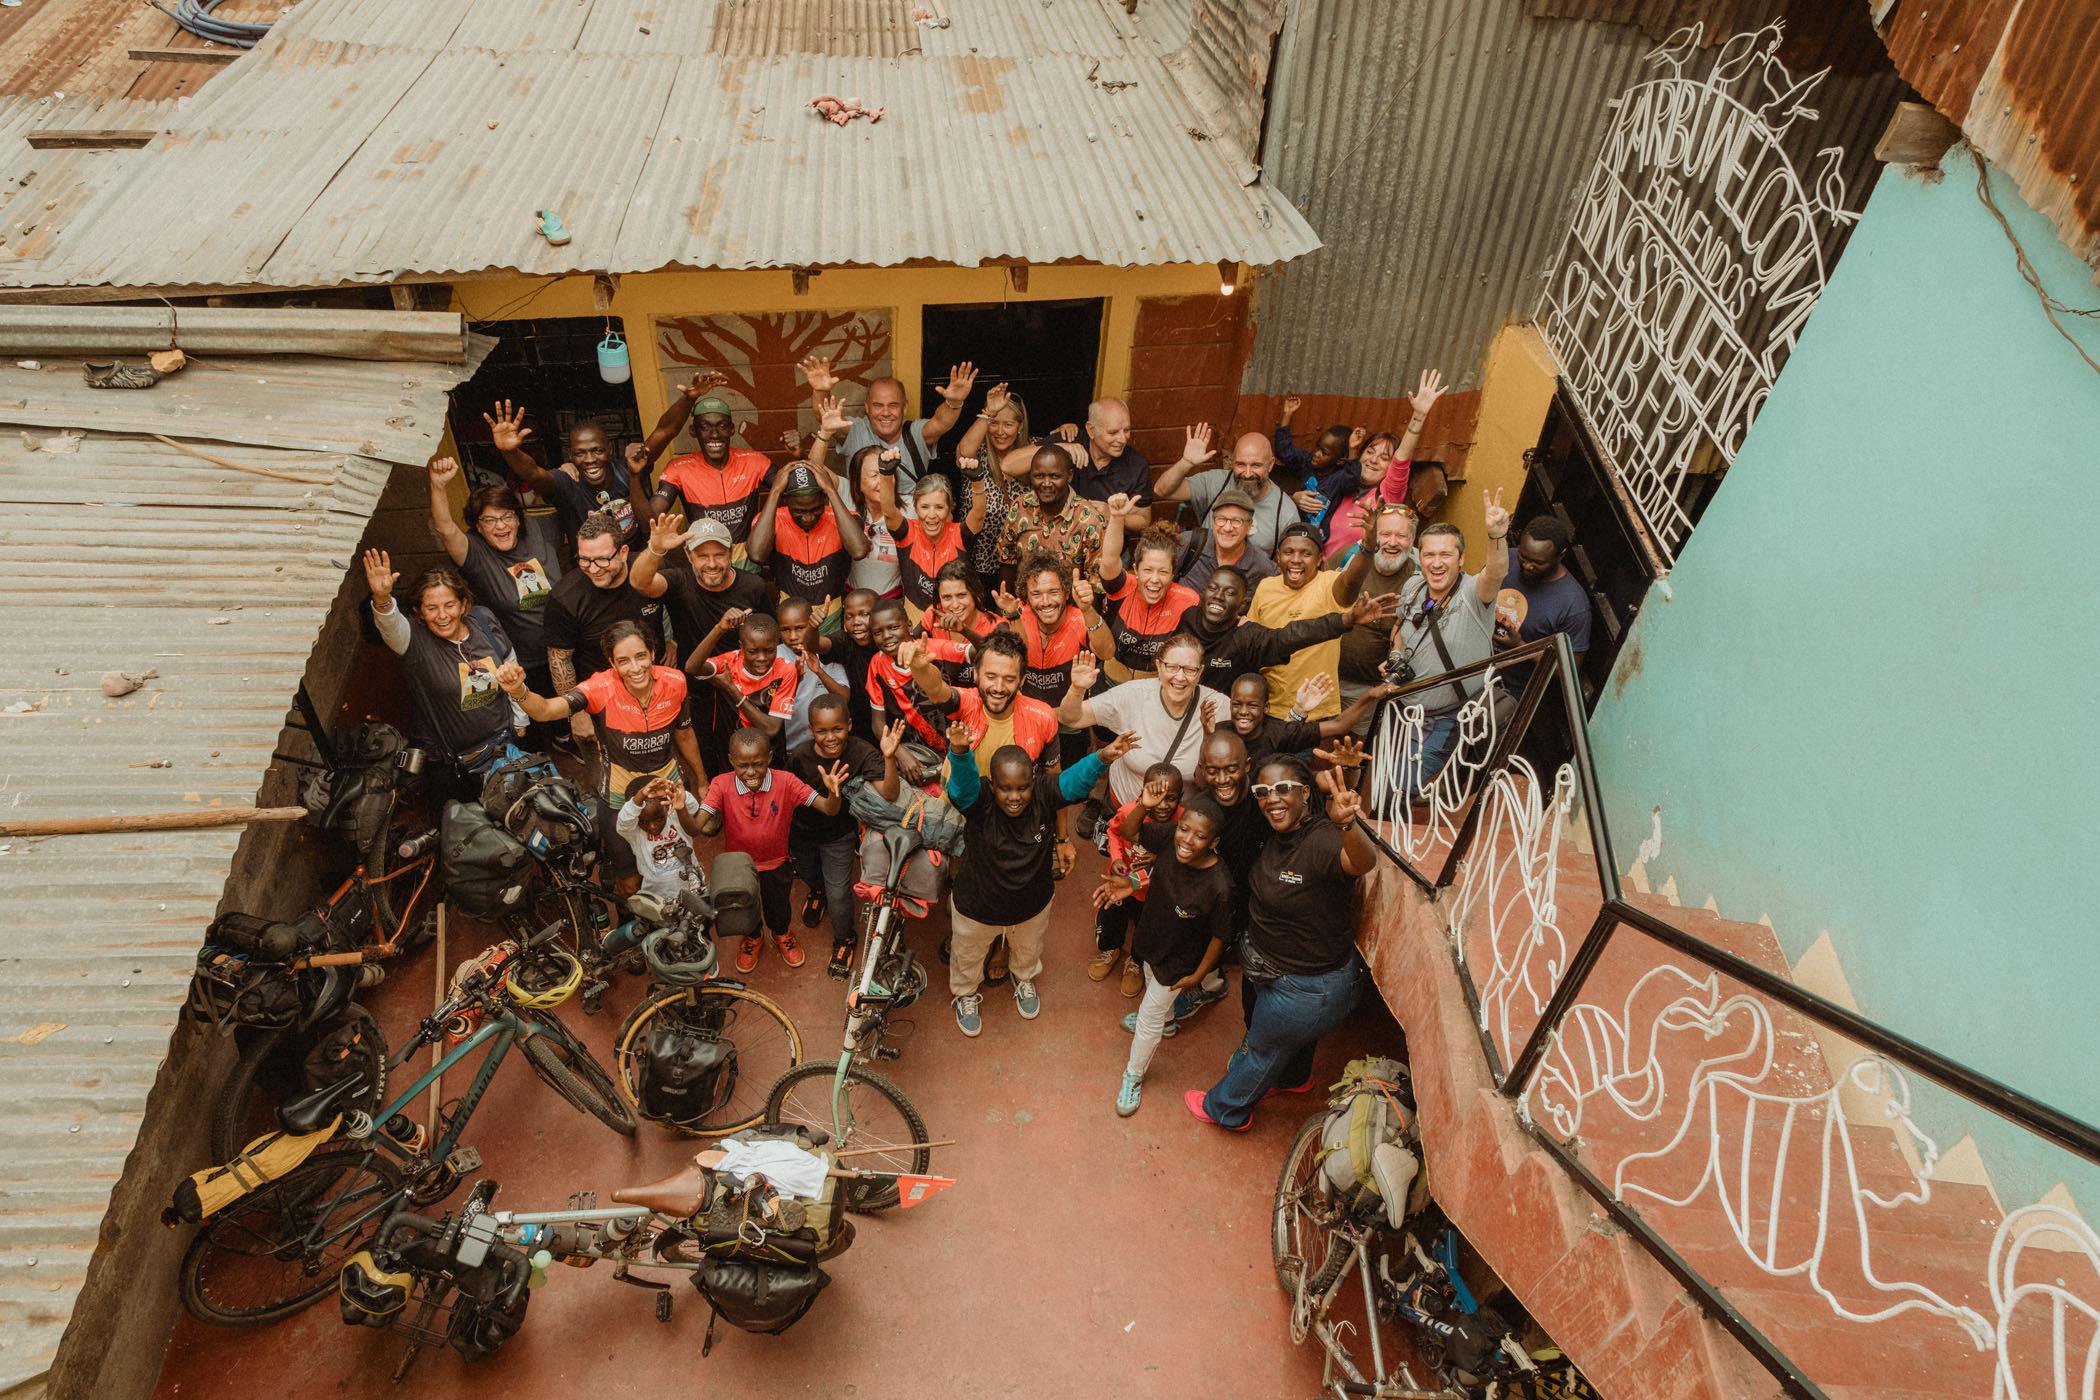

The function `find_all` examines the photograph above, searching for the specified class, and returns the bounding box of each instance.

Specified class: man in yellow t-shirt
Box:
[1246,520,1375,719]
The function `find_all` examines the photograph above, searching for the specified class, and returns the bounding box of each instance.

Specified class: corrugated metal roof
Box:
[0,0,290,103]
[1880,0,2100,272]
[0,96,185,271]
[0,338,480,1389]
[1243,0,1904,398]
[0,0,1321,292]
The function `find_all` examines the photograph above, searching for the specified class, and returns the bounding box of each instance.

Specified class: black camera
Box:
[1380,650,1414,688]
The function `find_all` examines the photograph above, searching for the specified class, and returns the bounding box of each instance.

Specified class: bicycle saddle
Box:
[610,1160,712,1219]
[276,1070,368,1136]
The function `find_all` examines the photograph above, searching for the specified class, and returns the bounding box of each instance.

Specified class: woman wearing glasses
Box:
[1054,633,1229,807]
[426,456,564,719]
[1187,751,1377,1131]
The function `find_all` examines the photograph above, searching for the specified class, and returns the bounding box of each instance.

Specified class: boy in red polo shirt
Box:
[699,727,848,973]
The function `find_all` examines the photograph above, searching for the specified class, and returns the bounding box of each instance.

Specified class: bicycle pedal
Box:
[874,1044,902,1061]
[444,1145,483,1176]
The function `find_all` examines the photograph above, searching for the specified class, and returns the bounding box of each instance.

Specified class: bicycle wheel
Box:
[1273,1111,1348,1301]
[613,985,803,1134]
[210,1007,390,1162]
[515,1006,636,1135]
[763,1060,927,1214]
[178,1149,405,1326]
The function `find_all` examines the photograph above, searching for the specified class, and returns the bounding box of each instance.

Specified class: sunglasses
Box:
[1249,780,1309,800]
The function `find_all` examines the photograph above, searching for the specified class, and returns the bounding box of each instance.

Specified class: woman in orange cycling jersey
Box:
[1095,506,1199,683]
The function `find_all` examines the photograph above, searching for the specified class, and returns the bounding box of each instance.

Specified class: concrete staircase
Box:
[1358,810,2093,1400]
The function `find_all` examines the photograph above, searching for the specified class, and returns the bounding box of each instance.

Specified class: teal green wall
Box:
[1587,147,2100,1202]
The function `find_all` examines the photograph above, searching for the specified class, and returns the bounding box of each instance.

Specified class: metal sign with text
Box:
[1538,23,1858,563]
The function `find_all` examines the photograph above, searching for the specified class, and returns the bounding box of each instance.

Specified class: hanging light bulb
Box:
[1217,259,1239,296]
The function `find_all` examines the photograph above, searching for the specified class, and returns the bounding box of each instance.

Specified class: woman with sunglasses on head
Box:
[1187,748,1377,1131]
[496,619,706,896]
[948,381,1033,599]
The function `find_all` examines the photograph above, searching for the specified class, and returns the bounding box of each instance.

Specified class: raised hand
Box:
[894,638,926,672]
[648,510,691,556]
[1181,422,1216,466]
[983,381,1010,416]
[494,660,527,695]
[624,442,650,473]
[878,445,901,475]
[1140,772,1175,810]
[429,455,461,488]
[780,428,803,455]
[1292,489,1324,514]
[1318,766,1365,826]
[879,719,907,757]
[361,548,399,602]
[798,356,836,396]
[821,760,851,796]
[946,719,975,755]
[1314,735,1367,770]
[1200,697,1218,732]
[1294,672,1334,714]
[1282,394,1302,419]
[1482,485,1511,541]
[817,393,851,437]
[1349,425,1369,455]
[1071,574,1096,613]
[1099,729,1142,763]
[1068,651,1100,694]
[1351,497,1383,540]
[1410,368,1446,418]
[1347,589,1403,625]
[681,370,729,401]
[482,401,530,453]
[719,607,751,634]
[1105,491,1133,518]
[990,586,1023,620]
[941,361,978,406]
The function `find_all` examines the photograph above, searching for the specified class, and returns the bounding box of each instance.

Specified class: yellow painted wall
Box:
[447,263,1222,456]
[1445,322,1559,570]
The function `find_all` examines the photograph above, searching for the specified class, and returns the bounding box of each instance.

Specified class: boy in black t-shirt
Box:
[1102,789,1232,1117]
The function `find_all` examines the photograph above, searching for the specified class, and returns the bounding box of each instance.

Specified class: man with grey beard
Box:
[1338,502,1421,736]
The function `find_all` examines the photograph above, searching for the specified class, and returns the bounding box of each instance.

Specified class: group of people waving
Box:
[358,357,1524,1126]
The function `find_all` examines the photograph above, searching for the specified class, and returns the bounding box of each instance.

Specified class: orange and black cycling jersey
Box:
[1102,574,1198,680]
[1015,606,1091,706]
[563,666,691,783]
[705,650,800,728]
[769,506,853,607]
[899,518,976,614]
[658,450,773,542]
[866,638,971,750]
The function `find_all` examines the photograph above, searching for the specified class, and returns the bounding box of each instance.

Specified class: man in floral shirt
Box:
[996,444,1109,586]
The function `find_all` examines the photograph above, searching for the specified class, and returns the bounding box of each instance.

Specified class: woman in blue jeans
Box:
[1187,753,1377,1130]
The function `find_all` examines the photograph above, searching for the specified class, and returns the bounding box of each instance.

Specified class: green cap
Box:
[692,395,733,419]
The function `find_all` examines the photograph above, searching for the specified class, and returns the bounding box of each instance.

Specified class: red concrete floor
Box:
[153,833,1412,1400]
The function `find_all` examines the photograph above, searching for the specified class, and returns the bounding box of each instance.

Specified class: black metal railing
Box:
[1358,632,2100,1400]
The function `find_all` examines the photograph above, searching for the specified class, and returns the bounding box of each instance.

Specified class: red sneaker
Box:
[1264,1077,1316,1098]
[1183,1090,1251,1132]
[735,935,762,974]
[776,930,806,969]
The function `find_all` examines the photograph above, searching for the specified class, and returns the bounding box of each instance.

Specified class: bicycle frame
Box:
[286,1008,539,1262]
[292,855,440,968]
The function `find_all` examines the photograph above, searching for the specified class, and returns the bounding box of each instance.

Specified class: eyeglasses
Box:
[478,511,519,527]
[1157,662,1201,677]
[1250,780,1309,800]
[576,552,622,571]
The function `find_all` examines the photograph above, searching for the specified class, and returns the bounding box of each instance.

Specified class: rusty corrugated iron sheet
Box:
[0,0,1320,293]
[0,0,288,103]
[0,333,480,1389]
[1881,0,2100,270]
[1243,0,1903,399]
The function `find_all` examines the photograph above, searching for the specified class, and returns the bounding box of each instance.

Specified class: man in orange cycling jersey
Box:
[651,393,775,548]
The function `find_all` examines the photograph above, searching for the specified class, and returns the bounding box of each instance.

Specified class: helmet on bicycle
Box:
[338,1250,412,1326]
[502,948,583,1009]
[641,924,717,986]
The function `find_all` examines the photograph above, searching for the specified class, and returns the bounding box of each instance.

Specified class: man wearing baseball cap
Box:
[1173,486,1280,594]
[646,375,776,548]
[630,508,778,778]
[747,460,869,623]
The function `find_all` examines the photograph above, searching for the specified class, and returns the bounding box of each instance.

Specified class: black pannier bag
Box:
[692,1256,828,1335]
[480,755,600,861]
[707,851,762,941]
[636,1017,736,1127]
[439,800,532,917]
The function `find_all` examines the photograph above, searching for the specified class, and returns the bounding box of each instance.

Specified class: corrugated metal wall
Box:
[1244,0,1904,398]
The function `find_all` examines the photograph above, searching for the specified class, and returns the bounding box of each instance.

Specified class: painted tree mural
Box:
[655,310,892,455]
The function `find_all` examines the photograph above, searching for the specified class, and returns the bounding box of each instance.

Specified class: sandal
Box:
[536,209,573,245]
[82,360,162,390]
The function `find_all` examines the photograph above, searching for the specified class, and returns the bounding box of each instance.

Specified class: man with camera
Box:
[1382,488,1510,794]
